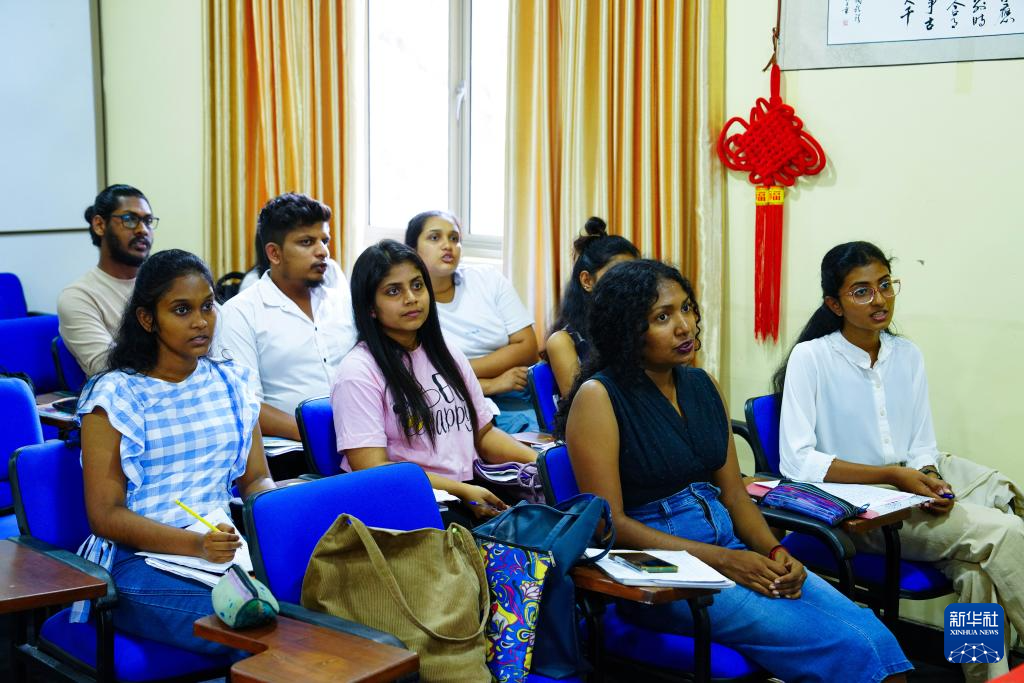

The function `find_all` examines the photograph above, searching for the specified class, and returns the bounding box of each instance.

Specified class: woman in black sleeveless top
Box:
[555,260,910,683]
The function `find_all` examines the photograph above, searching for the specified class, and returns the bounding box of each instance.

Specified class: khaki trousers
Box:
[854,454,1024,683]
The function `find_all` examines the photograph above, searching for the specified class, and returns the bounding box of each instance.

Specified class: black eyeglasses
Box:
[111,213,159,230]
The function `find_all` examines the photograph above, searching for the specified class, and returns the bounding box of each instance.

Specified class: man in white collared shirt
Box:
[215,193,356,439]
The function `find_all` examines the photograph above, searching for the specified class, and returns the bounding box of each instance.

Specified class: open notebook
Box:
[584,548,734,589]
[138,508,252,587]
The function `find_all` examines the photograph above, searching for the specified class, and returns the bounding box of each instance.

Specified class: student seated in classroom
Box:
[406,210,540,433]
[75,249,274,654]
[775,240,1024,683]
[215,193,357,440]
[58,184,157,376]
[331,240,537,527]
[557,259,911,683]
[239,229,345,291]
[546,216,639,394]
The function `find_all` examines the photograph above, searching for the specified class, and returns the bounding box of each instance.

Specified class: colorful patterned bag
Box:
[478,540,554,683]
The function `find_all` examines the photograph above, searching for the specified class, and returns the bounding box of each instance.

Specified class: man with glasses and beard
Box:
[215,193,357,440]
[58,184,158,375]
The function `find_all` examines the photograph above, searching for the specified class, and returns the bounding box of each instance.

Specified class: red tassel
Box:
[754,186,784,342]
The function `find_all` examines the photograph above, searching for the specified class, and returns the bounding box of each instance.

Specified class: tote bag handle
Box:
[348,517,488,643]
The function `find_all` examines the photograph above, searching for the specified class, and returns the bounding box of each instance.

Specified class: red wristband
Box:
[768,545,785,561]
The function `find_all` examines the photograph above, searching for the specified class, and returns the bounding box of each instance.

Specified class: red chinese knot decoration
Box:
[717,64,826,342]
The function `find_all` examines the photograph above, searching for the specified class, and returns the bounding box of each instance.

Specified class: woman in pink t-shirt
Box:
[332,240,537,522]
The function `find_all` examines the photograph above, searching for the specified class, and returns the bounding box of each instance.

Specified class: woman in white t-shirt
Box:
[406,211,540,433]
[331,239,537,526]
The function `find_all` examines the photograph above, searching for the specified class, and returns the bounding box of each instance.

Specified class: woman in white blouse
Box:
[775,240,1023,683]
[406,211,540,433]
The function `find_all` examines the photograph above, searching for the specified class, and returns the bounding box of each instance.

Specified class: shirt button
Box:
[883,437,890,444]
[880,409,886,416]
[323,358,327,362]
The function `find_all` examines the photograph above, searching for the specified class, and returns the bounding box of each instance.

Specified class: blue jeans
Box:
[491,389,539,433]
[618,483,912,683]
[111,546,245,658]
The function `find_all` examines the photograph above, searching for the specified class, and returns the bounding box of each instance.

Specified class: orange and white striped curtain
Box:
[205,1,353,277]
[505,0,725,374]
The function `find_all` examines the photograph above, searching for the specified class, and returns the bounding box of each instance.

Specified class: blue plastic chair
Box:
[0,272,30,319]
[538,445,766,682]
[295,396,341,476]
[245,462,576,683]
[527,361,558,432]
[52,335,88,394]
[9,440,232,682]
[0,315,61,394]
[745,393,953,625]
[0,377,44,538]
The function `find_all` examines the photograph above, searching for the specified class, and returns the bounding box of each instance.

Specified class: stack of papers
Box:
[139,508,252,587]
[261,436,305,458]
[584,549,735,589]
[751,480,932,518]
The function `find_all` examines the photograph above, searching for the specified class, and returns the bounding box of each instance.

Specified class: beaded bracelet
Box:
[768,545,785,561]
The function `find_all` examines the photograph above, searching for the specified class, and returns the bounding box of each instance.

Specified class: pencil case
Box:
[212,563,279,629]
[761,481,867,527]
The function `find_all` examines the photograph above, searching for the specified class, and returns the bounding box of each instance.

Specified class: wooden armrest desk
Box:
[35,392,77,433]
[194,615,418,683]
[570,565,717,605]
[0,540,106,614]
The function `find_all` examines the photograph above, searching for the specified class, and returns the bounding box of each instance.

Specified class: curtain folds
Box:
[206,1,352,277]
[505,0,725,375]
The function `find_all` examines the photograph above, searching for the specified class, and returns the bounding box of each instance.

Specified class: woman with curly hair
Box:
[556,259,910,683]
[546,216,639,394]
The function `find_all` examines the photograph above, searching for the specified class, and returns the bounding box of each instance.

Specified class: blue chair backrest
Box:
[295,396,341,476]
[0,378,44,485]
[0,315,61,393]
[10,440,91,552]
[538,444,580,504]
[0,273,28,319]
[744,394,782,475]
[52,336,87,394]
[245,462,442,603]
[527,361,558,432]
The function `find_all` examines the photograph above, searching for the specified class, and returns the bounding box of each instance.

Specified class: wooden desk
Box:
[841,507,910,534]
[570,565,717,605]
[195,615,418,683]
[35,392,77,432]
[0,540,106,614]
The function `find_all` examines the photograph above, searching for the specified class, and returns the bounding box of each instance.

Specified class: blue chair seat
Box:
[603,604,762,678]
[783,533,952,595]
[40,607,231,683]
[0,513,19,538]
[526,674,581,683]
[0,480,12,510]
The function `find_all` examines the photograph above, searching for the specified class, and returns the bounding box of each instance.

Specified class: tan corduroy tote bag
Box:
[301,515,489,682]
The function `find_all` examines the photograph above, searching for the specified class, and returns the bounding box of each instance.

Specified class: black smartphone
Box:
[611,552,678,573]
[52,397,79,414]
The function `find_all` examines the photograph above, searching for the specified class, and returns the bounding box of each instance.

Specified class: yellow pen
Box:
[174,499,222,534]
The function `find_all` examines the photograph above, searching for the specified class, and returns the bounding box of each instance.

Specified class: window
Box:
[366,0,508,248]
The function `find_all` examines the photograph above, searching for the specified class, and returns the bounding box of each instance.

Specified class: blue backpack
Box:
[473,493,615,678]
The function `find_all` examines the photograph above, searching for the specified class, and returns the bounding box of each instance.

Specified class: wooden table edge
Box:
[570,565,718,605]
[194,615,419,683]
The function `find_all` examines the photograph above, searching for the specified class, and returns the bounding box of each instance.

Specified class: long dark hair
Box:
[350,240,480,445]
[770,241,894,394]
[106,249,216,374]
[554,260,701,437]
[84,184,148,247]
[550,217,639,335]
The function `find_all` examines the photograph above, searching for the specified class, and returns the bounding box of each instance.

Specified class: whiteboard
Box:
[780,0,1024,70]
[0,0,103,233]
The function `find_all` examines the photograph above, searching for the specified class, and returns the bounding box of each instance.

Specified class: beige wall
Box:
[100,0,207,260]
[722,2,1024,489]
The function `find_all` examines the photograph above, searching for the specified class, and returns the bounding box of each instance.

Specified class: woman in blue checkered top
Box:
[74,249,275,655]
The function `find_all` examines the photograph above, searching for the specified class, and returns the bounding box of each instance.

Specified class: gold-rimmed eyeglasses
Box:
[842,279,900,305]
